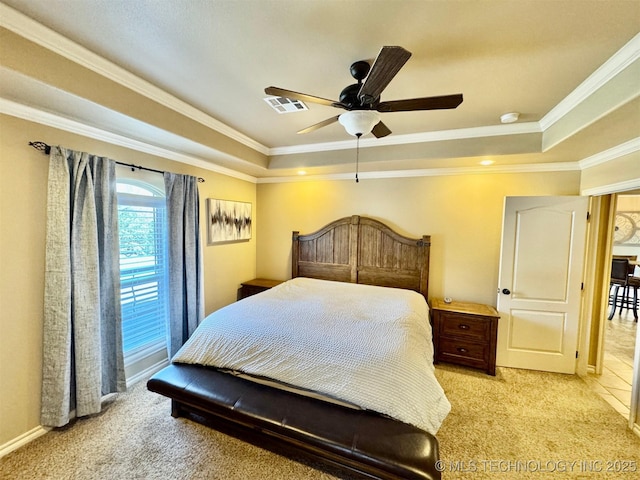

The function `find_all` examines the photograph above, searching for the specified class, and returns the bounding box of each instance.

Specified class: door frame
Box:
[577,195,617,376]
[581,188,640,435]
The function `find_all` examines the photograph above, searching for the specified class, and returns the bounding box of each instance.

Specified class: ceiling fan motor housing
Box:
[340,61,376,109]
[340,84,379,110]
[340,84,364,109]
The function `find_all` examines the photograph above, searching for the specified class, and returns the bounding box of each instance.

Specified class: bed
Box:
[148,215,446,480]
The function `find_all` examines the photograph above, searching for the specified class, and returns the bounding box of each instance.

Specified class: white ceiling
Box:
[1,0,639,180]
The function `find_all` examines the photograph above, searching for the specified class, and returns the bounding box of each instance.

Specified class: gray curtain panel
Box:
[164,172,203,357]
[41,147,125,428]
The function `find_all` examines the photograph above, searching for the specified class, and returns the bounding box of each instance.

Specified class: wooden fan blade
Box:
[357,46,411,105]
[377,94,463,112]
[265,87,347,109]
[371,121,392,138]
[297,115,341,134]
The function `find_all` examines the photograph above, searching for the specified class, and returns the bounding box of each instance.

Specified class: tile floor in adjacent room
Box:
[586,308,637,419]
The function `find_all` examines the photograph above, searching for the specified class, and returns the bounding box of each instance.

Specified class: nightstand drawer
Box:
[439,312,490,341]
[438,337,487,362]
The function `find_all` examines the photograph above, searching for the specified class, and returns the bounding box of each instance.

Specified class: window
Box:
[117,180,168,374]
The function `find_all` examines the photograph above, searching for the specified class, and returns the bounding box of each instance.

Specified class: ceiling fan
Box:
[265,46,463,139]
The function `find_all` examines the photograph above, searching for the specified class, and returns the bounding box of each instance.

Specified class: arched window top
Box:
[117,179,164,197]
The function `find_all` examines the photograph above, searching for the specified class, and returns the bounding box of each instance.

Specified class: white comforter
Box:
[172,277,451,434]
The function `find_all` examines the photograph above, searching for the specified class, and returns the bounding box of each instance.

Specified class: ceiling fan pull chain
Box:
[355,133,361,183]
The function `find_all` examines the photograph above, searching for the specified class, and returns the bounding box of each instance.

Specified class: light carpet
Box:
[2,365,639,479]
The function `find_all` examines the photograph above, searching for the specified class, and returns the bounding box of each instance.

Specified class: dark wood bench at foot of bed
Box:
[147,364,441,480]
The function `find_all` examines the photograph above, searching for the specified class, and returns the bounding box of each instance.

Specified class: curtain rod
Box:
[29,141,205,183]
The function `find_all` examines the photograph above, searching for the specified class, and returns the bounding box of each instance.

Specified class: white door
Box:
[496,196,589,374]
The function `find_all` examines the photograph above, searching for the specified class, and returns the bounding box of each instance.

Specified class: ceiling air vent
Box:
[264,96,308,114]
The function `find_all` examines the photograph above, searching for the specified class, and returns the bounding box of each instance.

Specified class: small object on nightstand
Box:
[430,298,500,375]
[443,297,452,304]
[238,278,284,300]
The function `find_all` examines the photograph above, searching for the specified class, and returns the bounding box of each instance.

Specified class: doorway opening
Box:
[587,193,639,420]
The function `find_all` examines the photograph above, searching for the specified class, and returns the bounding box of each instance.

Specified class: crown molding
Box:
[257,161,580,184]
[0,3,269,156]
[269,122,541,156]
[0,98,259,184]
[581,177,640,197]
[6,97,634,185]
[579,137,640,169]
[539,33,640,131]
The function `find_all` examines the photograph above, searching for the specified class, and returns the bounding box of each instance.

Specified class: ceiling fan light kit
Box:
[339,110,381,137]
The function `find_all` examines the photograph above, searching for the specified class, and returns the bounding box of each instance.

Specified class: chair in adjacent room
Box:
[608,258,638,321]
[627,274,639,322]
[612,255,638,262]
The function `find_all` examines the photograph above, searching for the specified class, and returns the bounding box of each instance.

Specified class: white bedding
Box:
[172,277,451,434]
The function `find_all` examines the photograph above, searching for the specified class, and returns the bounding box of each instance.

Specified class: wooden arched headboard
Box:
[292,215,431,298]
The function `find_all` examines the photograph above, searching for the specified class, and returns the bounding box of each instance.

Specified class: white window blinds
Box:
[117,191,168,355]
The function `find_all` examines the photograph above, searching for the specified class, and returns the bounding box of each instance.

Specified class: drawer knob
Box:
[457,347,468,353]
[458,324,470,330]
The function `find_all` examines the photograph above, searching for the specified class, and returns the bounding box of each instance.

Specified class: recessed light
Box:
[480,160,494,166]
[500,112,520,124]
[297,170,306,175]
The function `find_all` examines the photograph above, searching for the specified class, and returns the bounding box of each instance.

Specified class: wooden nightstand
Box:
[430,299,500,375]
[237,278,284,300]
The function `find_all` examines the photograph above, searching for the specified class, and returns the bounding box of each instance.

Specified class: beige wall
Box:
[618,195,640,211]
[0,114,256,446]
[256,171,581,305]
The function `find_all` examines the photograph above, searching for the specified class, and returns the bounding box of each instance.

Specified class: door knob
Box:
[502,288,511,295]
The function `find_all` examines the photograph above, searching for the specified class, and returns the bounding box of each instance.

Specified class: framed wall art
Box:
[207,199,252,244]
